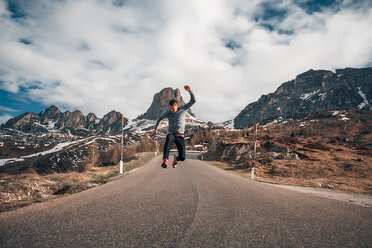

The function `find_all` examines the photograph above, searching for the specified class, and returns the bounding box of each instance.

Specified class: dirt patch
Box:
[0,152,155,212]
[205,160,372,195]
[203,110,372,195]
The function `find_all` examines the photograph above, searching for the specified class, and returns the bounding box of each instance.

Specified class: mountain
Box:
[233,67,372,129]
[0,86,209,169]
[1,105,128,136]
[125,87,208,133]
[139,87,186,120]
[1,87,208,136]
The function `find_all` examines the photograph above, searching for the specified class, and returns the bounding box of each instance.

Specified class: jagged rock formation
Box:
[234,67,372,129]
[0,87,208,174]
[125,87,207,133]
[1,86,207,136]
[138,87,186,120]
[1,105,128,136]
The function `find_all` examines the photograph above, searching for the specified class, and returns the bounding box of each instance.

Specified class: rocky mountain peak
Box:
[2,112,39,130]
[233,67,372,129]
[39,105,61,123]
[86,113,97,122]
[1,106,128,136]
[100,110,126,134]
[102,111,121,125]
[139,87,186,120]
[42,105,60,115]
[1,87,204,136]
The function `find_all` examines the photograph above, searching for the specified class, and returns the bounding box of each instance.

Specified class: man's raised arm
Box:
[181,85,196,110]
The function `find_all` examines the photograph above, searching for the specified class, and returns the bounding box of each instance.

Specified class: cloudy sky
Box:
[1,0,372,123]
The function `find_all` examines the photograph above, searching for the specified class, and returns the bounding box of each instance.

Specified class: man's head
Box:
[169,99,179,113]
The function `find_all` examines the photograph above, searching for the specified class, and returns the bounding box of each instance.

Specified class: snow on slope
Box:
[357,86,371,110]
[0,138,90,166]
[124,113,208,133]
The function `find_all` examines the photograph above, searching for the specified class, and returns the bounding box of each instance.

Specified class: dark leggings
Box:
[163,134,186,161]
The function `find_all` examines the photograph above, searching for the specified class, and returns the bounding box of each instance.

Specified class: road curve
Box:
[1,156,371,247]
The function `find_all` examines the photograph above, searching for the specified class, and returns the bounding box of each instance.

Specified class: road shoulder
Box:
[202,160,372,208]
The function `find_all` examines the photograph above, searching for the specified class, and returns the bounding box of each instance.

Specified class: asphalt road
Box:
[1,155,371,247]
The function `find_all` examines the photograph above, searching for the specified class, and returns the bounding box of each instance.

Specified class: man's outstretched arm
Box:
[181,85,196,110]
[153,111,168,136]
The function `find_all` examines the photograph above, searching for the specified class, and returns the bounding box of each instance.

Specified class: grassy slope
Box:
[203,111,372,195]
[0,152,155,212]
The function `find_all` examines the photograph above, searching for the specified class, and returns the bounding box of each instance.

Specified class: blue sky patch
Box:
[0,89,48,121]
[225,40,242,50]
[255,2,288,23]
[78,42,90,51]
[295,0,343,14]
[19,38,31,45]
[253,0,344,33]
[6,0,29,19]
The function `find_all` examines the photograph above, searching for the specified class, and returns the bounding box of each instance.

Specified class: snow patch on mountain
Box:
[22,140,81,159]
[218,120,235,130]
[318,92,327,100]
[357,86,370,110]
[124,118,157,133]
[0,138,89,166]
[300,89,320,101]
[124,112,208,133]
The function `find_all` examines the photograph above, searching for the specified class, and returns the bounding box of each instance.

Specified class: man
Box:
[152,85,196,168]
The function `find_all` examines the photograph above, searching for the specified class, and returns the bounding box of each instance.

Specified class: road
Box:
[1,155,371,247]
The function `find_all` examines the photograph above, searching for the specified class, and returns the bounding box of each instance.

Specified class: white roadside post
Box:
[201,133,204,161]
[154,135,158,156]
[251,123,258,179]
[120,113,124,174]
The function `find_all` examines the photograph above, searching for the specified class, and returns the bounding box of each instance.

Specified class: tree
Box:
[137,133,153,152]
[91,140,98,167]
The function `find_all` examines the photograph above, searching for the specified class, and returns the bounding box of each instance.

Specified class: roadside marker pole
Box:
[154,135,158,156]
[251,123,258,179]
[201,137,204,161]
[120,113,124,174]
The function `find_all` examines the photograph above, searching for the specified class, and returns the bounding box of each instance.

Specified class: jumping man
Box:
[152,85,196,168]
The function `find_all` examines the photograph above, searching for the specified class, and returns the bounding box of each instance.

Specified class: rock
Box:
[270,152,283,159]
[139,88,186,120]
[314,183,322,188]
[85,113,98,129]
[289,153,299,160]
[1,106,129,136]
[323,184,335,189]
[39,105,61,124]
[0,87,206,136]
[262,141,289,153]
[233,67,372,128]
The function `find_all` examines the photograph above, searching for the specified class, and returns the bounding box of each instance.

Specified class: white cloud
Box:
[0,0,371,122]
[0,114,13,124]
[0,105,17,112]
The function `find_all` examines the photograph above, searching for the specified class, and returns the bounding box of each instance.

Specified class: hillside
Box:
[138,87,186,120]
[204,109,372,194]
[0,86,209,211]
[1,105,129,136]
[0,87,209,167]
[234,67,372,129]
[124,87,208,133]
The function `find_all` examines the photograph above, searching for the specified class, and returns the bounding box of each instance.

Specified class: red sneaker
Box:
[172,155,178,168]
[161,159,168,168]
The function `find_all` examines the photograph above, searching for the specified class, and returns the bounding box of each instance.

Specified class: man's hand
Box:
[184,85,191,92]
[152,129,157,137]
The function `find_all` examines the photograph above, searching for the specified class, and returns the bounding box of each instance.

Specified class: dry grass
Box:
[204,110,372,195]
[205,159,372,195]
[0,152,155,212]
